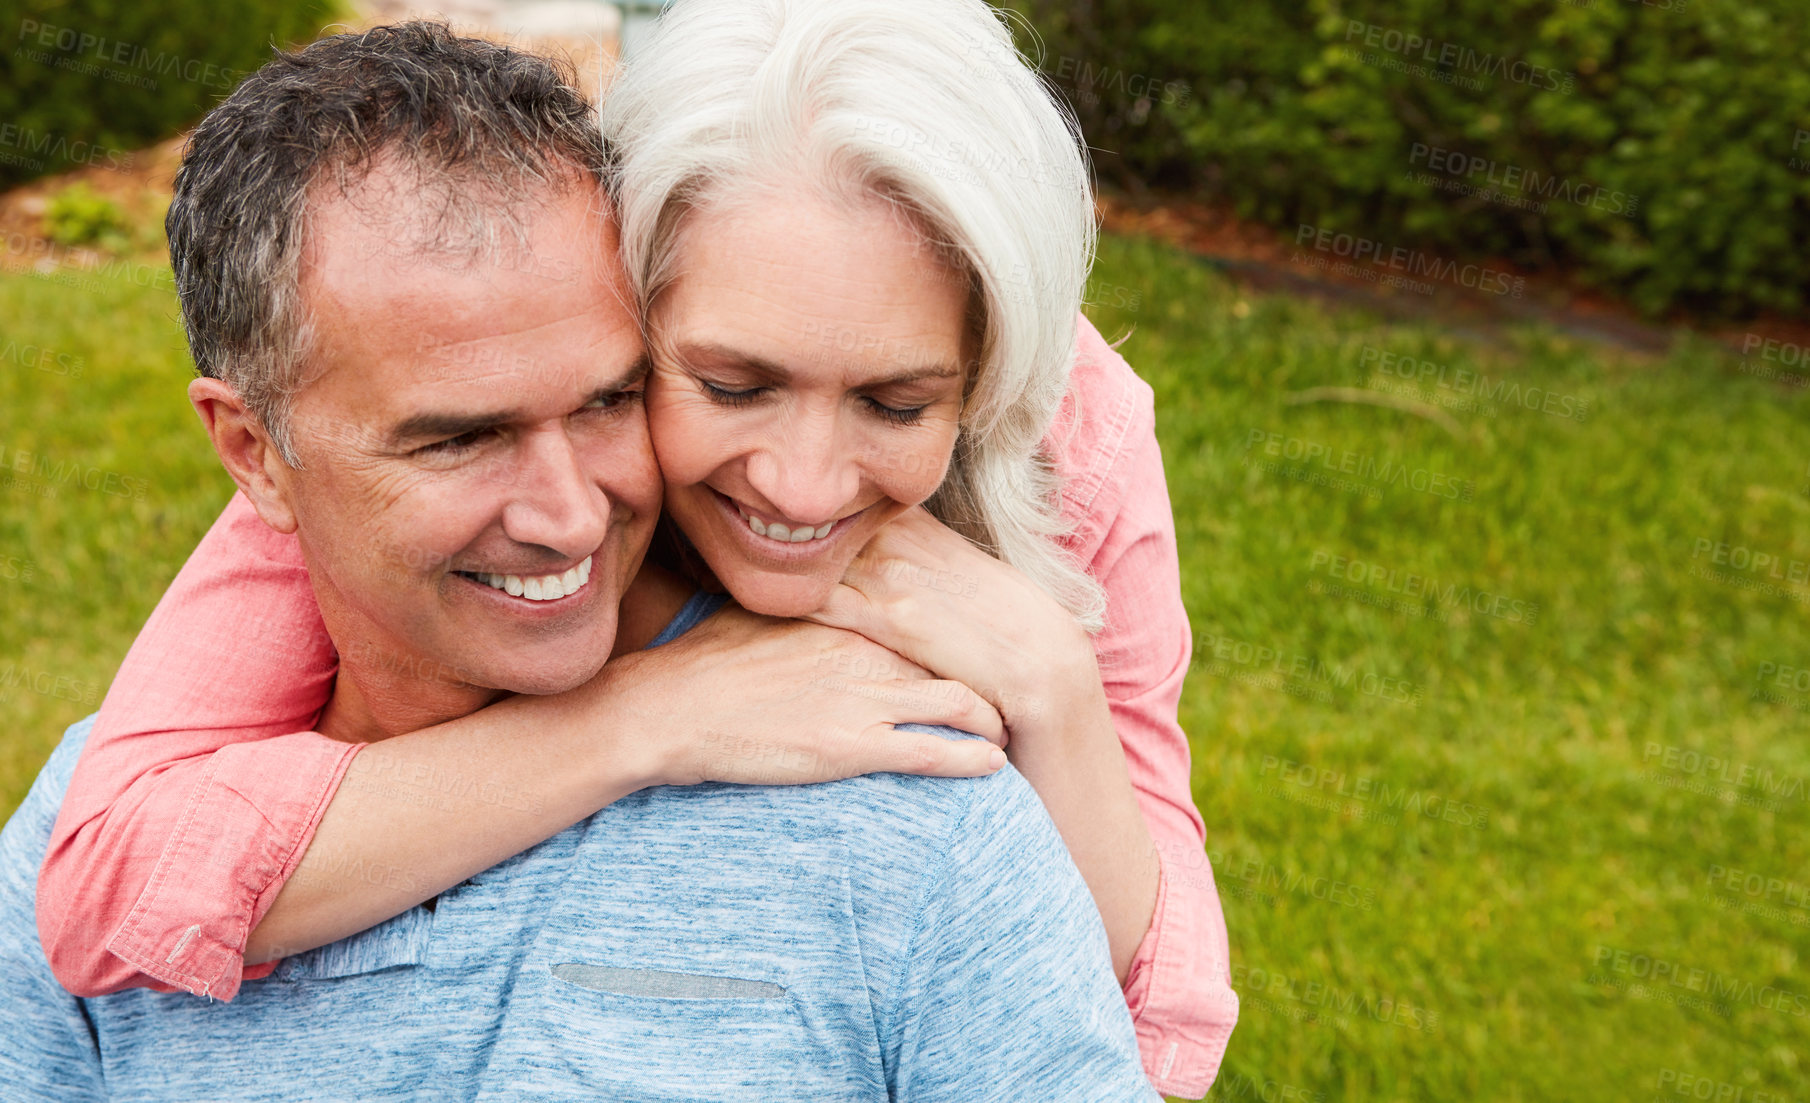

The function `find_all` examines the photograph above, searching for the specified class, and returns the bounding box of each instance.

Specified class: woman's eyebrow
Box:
[862,363,965,387]
[674,342,962,386]
[671,343,789,380]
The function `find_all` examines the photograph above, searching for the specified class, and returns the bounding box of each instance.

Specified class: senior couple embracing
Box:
[0,1,1237,1098]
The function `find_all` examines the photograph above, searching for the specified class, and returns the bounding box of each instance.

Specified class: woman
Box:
[37,0,1235,1094]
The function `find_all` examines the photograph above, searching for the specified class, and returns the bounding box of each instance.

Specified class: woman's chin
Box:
[721,572,838,620]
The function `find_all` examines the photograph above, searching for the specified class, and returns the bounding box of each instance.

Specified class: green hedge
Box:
[0,1,336,189]
[1006,0,1810,318]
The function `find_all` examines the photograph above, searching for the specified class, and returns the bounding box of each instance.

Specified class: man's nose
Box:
[499,426,611,559]
[743,409,860,527]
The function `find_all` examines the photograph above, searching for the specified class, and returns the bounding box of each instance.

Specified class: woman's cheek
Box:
[647,393,724,485]
[880,422,960,506]
[902,461,946,506]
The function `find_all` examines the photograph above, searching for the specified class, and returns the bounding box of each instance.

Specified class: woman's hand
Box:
[800,506,1095,731]
[801,507,1159,982]
[582,602,1008,788]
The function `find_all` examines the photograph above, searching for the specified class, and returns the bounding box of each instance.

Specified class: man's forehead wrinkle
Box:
[431,304,621,348]
[302,152,600,278]
[301,240,621,351]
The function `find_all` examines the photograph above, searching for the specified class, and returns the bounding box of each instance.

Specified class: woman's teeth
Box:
[736,504,833,543]
[473,556,592,601]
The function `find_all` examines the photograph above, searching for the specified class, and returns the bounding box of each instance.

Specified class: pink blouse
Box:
[35,314,1237,1097]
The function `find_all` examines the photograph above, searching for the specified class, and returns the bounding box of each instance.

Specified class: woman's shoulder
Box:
[1043,312,1157,537]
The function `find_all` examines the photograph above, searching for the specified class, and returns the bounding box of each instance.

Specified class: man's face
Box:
[273,173,659,699]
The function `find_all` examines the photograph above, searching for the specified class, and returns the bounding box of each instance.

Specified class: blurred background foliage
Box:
[10,0,1807,319]
[0,0,336,189]
[1000,0,1810,318]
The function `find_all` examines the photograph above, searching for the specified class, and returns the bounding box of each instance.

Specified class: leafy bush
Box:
[1002,0,1810,317]
[0,1,337,190]
[42,183,128,250]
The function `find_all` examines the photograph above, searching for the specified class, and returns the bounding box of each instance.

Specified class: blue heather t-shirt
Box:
[0,592,1157,1101]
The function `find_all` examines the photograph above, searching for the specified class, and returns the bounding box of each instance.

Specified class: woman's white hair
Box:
[601,0,1106,630]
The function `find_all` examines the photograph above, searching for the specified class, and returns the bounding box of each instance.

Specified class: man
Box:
[0,23,1157,1101]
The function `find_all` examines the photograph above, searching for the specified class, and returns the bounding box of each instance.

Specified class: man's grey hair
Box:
[166,21,607,464]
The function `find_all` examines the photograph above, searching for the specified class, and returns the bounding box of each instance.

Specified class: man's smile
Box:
[453,554,594,601]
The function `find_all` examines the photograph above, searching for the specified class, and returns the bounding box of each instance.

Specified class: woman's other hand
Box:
[801,506,1095,734]
[582,602,1007,787]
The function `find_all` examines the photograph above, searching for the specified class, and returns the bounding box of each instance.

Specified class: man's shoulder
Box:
[637,725,1049,868]
[0,716,92,999]
[564,728,1066,973]
[0,719,108,1103]
[0,715,92,864]
[27,713,91,794]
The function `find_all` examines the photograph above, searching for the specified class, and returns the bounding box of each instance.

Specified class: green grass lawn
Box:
[2,234,1803,1100]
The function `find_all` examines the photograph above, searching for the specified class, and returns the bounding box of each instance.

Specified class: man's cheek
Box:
[333,487,462,585]
[590,433,664,520]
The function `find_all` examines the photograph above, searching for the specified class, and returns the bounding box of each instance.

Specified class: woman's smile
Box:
[710,486,867,562]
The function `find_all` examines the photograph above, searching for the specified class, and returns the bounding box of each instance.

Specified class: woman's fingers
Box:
[684,678,1009,785]
[880,679,1007,747]
[856,723,1006,779]
[798,583,872,635]
[647,609,1010,786]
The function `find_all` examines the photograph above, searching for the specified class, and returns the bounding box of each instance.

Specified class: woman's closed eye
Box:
[698,379,767,407]
[698,378,928,425]
[862,397,927,426]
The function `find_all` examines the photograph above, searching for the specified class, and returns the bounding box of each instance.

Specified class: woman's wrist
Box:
[996,620,1104,736]
[994,640,1159,982]
[487,649,675,796]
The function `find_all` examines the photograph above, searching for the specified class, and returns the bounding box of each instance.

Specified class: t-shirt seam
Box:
[875,775,985,1059]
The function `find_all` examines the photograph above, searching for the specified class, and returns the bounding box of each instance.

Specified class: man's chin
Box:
[475,658,609,697]
[436,633,617,697]
[430,604,622,696]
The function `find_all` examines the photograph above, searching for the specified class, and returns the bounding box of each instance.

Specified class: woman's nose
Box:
[742,413,861,526]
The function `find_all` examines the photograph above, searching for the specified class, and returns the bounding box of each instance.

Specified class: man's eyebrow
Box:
[386,407,524,448]
[673,343,964,387]
[385,356,649,448]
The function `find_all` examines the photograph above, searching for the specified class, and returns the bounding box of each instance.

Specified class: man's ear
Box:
[188,376,301,534]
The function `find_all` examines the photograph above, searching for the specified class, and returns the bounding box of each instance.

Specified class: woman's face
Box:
[645,188,972,616]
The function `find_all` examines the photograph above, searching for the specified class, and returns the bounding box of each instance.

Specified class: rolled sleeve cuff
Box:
[1122,853,1240,1097]
[104,733,363,1001]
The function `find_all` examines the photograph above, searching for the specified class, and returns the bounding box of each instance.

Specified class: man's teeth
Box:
[473,556,592,601]
[735,505,833,543]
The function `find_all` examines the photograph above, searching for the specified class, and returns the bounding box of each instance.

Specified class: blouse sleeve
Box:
[1053,314,1239,1098]
[35,491,356,1001]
